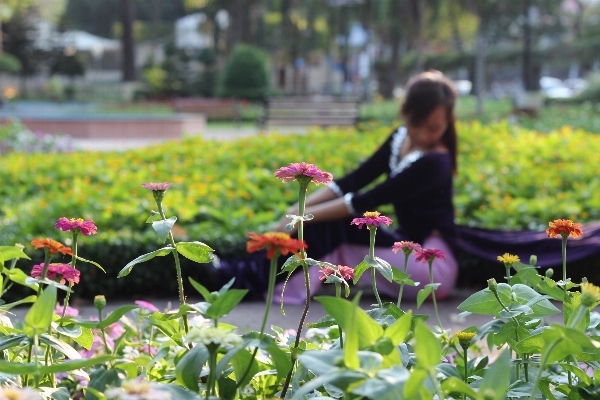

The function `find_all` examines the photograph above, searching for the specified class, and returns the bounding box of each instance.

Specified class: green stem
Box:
[157,201,189,333]
[429,369,445,400]
[561,235,567,283]
[530,341,559,400]
[397,254,410,309]
[506,267,512,285]
[98,308,111,355]
[60,232,78,329]
[462,347,468,400]
[37,251,52,296]
[369,228,382,307]
[206,348,218,398]
[429,261,443,332]
[336,282,343,348]
[1,257,18,298]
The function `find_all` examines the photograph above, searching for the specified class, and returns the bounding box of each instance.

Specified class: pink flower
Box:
[135,300,159,313]
[351,211,393,229]
[31,263,80,285]
[140,344,157,356]
[54,303,79,317]
[415,248,446,264]
[275,162,333,185]
[55,217,98,236]
[319,265,355,281]
[142,182,173,192]
[392,241,422,255]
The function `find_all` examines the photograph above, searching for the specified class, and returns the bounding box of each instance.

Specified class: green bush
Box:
[0,52,21,74]
[2,121,600,299]
[217,44,270,100]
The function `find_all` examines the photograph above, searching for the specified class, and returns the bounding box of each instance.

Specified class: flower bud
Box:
[94,295,106,311]
[529,255,537,266]
[455,331,477,351]
[487,278,498,292]
[545,268,554,278]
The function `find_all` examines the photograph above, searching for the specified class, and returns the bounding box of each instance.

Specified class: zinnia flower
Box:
[185,326,243,348]
[415,248,446,263]
[351,211,393,229]
[135,300,159,313]
[319,265,355,281]
[55,217,98,236]
[581,282,600,307]
[31,238,73,256]
[105,380,171,400]
[392,241,422,255]
[274,162,333,185]
[54,303,79,317]
[546,219,583,239]
[246,232,307,259]
[141,182,173,192]
[0,386,42,400]
[497,253,520,265]
[31,263,80,285]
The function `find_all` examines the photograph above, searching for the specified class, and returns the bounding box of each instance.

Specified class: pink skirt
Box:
[273,235,458,305]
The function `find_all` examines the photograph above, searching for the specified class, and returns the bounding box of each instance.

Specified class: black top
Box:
[334,127,456,244]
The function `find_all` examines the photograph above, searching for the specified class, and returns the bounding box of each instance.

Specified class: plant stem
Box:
[429,369,445,399]
[369,228,382,307]
[157,201,189,333]
[60,232,78,327]
[37,251,52,296]
[397,254,410,309]
[561,235,567,283]
[428,261,443,332]
[98,308,111,355]
[1,257,18,298]
[206,348,218,399]
[336,282,344,348]
[530,341,559,400]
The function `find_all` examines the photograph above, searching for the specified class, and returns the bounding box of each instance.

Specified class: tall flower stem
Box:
[157,201,189,334]
[336,282,344,348]
[561,235,568,283]
[462,348,468,400]
[369,228,382,307]
[206,344,219,399]
[397,253,410,309]
[236,254,279,389]
[428,260,443,332]
[60,232,78,323]
[281,180,310,399]
[1,253,20,297]
[37,251,52,296]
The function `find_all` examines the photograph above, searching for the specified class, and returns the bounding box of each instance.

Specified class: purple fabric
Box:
[452,221,600,267]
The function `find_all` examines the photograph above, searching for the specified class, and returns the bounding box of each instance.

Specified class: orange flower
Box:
[546,219,583,239]
[246,232,307,259]
[31,238,73,256]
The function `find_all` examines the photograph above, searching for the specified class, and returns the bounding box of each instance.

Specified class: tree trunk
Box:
[381,31,401,99]
[522,0,539,91]
[120,0,136,82]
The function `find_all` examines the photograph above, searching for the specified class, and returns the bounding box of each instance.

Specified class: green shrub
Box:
[217,44,270,100]
[0,52,21,74]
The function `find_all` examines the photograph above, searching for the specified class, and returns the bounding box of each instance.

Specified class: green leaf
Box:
[54,323,82,339]
[416,286,433,308]
[41,387,70,400]
[118,247,174,277]
[75,305,138,329]
[344,293,361,370]
[457,284,512,315]
[189,277,213,302]
[511,284,560,317]
[152,216,177,243]
[413,320,441,369]
[0,295,36,312]
[364,255,393,282]
[39,334,82,360]
[383,310,412,346]
[478,350,511,400]
[7,268,38,290]
[204,289,248,319]
[352,260,370,284]
[0,246,31,261]
[0,334,27,351]
[176,345,210,392]
[441,376,478,398]
[145,210,162,223]
[73,327,94,350]
[176,242,214,264]
[74,255,106,273]
[25,285,56,332]
[0,355,114,375]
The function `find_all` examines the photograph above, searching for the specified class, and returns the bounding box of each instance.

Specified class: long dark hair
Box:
[400,70,458,173]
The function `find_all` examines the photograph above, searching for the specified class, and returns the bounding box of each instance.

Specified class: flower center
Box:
[265,232,291,240]
[363,211,381,219]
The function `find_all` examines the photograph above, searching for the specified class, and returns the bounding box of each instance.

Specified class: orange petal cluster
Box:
[31,238,73,256]
[546,219,583,239]
[246,232,307,259]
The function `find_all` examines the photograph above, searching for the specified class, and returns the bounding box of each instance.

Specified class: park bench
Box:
[260,96,360,129]
[171,97,241,121]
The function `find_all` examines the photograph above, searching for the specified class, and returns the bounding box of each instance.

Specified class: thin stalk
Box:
[530,341,559,400]
[98,308,111,355]
[397,254,410,309]
[506,267,512,285]
[60,232,78,326]
[336,282,343,348]
[206,348,218,399]
[37,251,52,296]
[369,228,382,307]
[157,201,189,333]
[462,347,468,400]
[561,235,567,283]
[429,261,443,332]
[429,369,445,399]
[1,257,18,297]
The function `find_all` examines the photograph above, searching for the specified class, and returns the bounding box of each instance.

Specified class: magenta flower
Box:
[135,300,159,313]
[351,211,393,229]
[54,303,79,317]
[55,217,98,236]
[31,263,80,285]
[142,182,173,192]
[275,162,333,185]
[392,241,422,255]
[415,248,446,264]
[319,265,355,281]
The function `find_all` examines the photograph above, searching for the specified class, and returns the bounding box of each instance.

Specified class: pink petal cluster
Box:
[392,241,422,255]
[319,265,355,281]
[142,182,173,192]
[274,162,333,185]
[350,211,393,229]
[415,248,446,263]
[54,303,79,317]
[31,263,80,285]
[55,217,98,236]
[135,300,159,313]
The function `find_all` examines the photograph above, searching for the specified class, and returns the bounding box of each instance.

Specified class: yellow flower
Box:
[497,253,520,265]
[581,282,600,307]
[455,331,477,349]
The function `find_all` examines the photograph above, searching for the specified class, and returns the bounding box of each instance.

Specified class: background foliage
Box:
[2,120,600,299]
